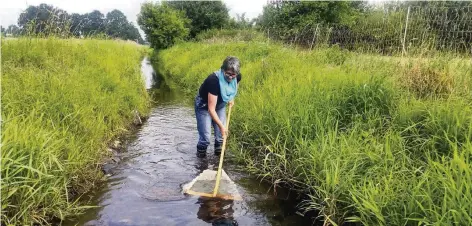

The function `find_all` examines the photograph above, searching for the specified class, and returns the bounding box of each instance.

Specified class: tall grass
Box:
[1,38,150,225]
[156,39,472,225]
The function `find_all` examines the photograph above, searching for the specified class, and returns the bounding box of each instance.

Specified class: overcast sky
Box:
[0,0,267,33]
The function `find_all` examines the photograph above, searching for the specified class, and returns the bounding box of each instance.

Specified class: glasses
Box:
[224,71,237,78]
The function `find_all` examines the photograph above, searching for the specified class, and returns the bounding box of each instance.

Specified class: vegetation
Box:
[103,10,143,42]
[194,28,266,43]
[166,1,230,39]
[137,2,190,50]
[136,1,471,54]
[1,38,150,225]
[17,4,69,36]
[4,25,21,37]
[256,1,365,37]
[228,13,255,30]
[155,36,472,225]
[6,3,144,43]
[3,1,471,225]
[255,1,472,55]
[138,0,254,50]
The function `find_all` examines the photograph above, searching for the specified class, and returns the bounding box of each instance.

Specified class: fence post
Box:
[267,28,270,44]
[326,26,332,46]
[402,6,411,57]
[310,24,319,50]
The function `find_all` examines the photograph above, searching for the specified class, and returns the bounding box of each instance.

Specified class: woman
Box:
[194,56,241,158]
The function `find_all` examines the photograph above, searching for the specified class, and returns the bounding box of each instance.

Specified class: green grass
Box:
[1,38,151,225]
[156,40,472,225]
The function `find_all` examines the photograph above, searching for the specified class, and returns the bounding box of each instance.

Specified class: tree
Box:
[69,13,84,37]
[259,1,362,30]
[105,10,128,38]
[13,4,144,40]
[138,2,190,49]
[17,3,69,35]
[105,10,144,43]
[228,13,254,29]
[257,1,363,44]
[166,1,230,38]
[1,26,5,37]
[6,25,21,36]
[81,10,106,36]
[121,21,144,44]
[128,22,145,44]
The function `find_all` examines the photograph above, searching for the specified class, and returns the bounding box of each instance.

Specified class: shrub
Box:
[137,2,190,50]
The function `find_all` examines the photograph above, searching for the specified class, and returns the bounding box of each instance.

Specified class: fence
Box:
[264,5,472,57]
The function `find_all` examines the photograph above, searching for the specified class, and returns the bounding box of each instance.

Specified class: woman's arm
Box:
[207,92,226,136]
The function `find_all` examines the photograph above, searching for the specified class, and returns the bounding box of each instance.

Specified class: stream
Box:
[65,58,311,226]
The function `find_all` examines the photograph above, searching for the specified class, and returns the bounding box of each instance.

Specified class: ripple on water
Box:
[138,183,186,202]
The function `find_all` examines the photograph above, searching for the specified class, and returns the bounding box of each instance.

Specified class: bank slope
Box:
[1,38,151,225]
[156,41,472,226]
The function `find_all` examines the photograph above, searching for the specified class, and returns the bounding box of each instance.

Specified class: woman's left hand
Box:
[228,100,234,108]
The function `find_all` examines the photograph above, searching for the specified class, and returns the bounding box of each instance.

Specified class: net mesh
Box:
[182,169,241,200]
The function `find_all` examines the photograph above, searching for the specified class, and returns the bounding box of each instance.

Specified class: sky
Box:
[0,0,267,36]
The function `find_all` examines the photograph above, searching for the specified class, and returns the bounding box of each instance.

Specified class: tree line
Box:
[1,3,144,44]
[139,0,472,54]
[5,1,469,53]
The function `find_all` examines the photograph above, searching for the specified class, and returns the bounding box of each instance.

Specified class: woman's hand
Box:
[219,124,227,138]
[228,100,234,108]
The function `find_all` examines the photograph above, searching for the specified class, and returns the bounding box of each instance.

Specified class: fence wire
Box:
[264,6,472,56]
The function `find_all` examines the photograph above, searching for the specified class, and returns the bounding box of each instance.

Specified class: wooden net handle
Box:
[212,104,232,197]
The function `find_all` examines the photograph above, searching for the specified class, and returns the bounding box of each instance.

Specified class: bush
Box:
[137,2,190,50]
[165,1,230,39]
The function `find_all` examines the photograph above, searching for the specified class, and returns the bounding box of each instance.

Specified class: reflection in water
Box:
[197,197,237,226]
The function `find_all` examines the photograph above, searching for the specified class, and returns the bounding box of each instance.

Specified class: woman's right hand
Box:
[219,124,227,138]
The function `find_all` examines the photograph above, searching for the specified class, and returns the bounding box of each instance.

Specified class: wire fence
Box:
[264,6,472,57]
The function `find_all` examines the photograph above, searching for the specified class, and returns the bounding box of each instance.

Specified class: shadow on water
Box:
[64,57,315,226]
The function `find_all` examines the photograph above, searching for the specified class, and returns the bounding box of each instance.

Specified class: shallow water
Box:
[65,58,311,226]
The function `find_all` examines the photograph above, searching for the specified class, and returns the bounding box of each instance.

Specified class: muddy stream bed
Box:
[65,58,312,226]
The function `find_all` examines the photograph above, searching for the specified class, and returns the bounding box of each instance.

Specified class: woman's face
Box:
[224,70,237,82]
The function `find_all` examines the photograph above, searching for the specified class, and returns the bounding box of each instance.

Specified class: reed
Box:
[156,39,472,225]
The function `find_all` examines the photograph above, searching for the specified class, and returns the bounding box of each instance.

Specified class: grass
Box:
[155,38,472,225]
[1,37,151,225]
